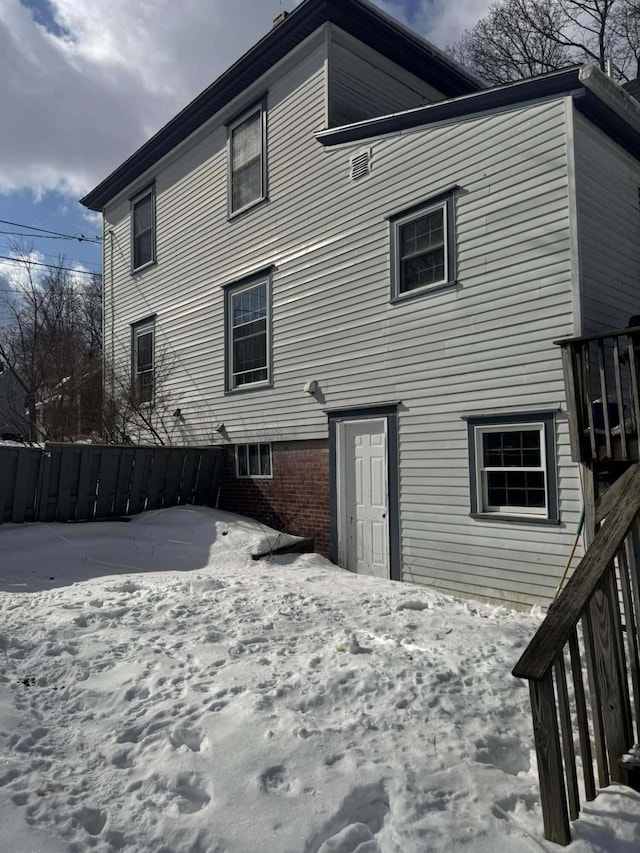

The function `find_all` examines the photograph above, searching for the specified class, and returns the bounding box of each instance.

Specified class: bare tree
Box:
[453,0,640,84]
[0,243,102,442]
[452,0,573,84]
[612,1,640,77]
[102,347,182,446]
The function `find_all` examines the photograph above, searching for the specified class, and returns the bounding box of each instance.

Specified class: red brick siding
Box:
[220,439,330,556]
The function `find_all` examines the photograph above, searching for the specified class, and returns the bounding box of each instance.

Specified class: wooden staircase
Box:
[513,463,640,844]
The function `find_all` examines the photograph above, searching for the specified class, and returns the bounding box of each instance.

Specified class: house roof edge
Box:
[316,67,583,146]
[80,0,482,212]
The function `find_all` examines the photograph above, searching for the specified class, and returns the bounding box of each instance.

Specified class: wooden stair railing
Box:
[513,463,640,845]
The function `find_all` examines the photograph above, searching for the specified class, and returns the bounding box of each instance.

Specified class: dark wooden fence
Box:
[513,463,640,845]
[0,442,223,524]
[556,325,640,464]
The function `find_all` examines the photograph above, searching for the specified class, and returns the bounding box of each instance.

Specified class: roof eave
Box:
[80,0,482,212]
[315,67,583,146]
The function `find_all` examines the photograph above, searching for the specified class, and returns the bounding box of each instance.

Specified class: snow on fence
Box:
[0,442,224,524]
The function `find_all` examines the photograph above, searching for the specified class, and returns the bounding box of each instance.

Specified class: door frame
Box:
[327,403,400,581]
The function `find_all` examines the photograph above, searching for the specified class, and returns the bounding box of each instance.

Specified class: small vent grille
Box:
[350,149,372,182]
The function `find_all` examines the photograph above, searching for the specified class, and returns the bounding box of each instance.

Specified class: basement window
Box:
[467,412,558,523]
[236,443,272,478]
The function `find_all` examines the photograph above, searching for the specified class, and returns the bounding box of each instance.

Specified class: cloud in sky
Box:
[0,0,490,203]
[372,0,493,47]
[410,0,494,48]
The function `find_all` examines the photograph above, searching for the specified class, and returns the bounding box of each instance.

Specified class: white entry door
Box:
[338,418,389,579]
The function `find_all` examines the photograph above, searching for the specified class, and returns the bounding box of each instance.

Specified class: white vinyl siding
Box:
[102,28,581,609]
[328,31,444,126]
[573,110,640,334]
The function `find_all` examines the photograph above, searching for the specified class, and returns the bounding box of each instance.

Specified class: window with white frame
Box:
[236,443,272,478]
[225,275,270,390]
[131,185,155,270]
[390,192,456,299]
[132,318,154,404]
[228,103,266,215]
[468,413,558,521]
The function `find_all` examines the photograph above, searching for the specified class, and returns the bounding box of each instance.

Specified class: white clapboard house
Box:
[81,0,640,609]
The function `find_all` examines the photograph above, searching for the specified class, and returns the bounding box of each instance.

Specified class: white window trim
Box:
[132,318,155,405]
[390,193,456,301]
[473,422,548,518]
[225,274,271,392]
[131,185,156,272]
[227,101,267,218]
[235,443,273,479]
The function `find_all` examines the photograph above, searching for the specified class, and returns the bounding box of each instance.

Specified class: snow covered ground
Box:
[1,507,639,852]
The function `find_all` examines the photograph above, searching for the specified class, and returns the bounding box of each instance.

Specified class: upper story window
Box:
[390,191,456,300]
[467,412,558,523]
[131,185,156,271]
[225,273,271,391]
[132,317,155,404]
[228,102,266,216]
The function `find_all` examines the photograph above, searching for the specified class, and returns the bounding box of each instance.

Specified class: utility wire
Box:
[0,219,102,244]
[0,255,100,278]
[0,242,101,271]
[0,230,101,243]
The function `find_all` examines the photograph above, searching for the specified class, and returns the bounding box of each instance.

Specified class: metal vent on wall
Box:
[350,149,372,182]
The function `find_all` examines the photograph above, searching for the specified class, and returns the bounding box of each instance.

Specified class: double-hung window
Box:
[131,185,155,271]
[225,274,271,390]
[228,102,266,215]
[390,192,456,299]
[467,413,558,522]
[132,318,155,404]
[236,443,273,478]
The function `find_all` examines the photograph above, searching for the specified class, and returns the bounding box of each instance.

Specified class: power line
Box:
[0,219,102,244]
[0,230,102,244]
[0,255,100,279]
[0,242,101,270]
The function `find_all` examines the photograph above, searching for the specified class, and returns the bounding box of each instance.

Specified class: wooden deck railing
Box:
[513,463,640,845]
[556,325,640,463]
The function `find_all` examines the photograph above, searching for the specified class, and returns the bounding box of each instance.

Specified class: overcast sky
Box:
[0,0,492,278]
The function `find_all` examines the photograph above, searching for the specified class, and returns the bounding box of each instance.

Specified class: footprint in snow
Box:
[171,773,211,814]
[259,764,293,795]
[169,726,206,752]
[304,781,390,853]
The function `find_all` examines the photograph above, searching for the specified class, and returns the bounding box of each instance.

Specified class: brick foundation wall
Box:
[219,439,331,557]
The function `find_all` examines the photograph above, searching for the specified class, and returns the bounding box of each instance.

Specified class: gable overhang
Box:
[316,63,640,163]
[80,0,483,212]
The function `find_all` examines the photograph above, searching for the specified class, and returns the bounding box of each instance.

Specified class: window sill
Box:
[225,381,273,396]
[470,512,560,527]
[390,280,458,304]
[236,475,274,481]
[131,259,157,275]
[228,196,268,221]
